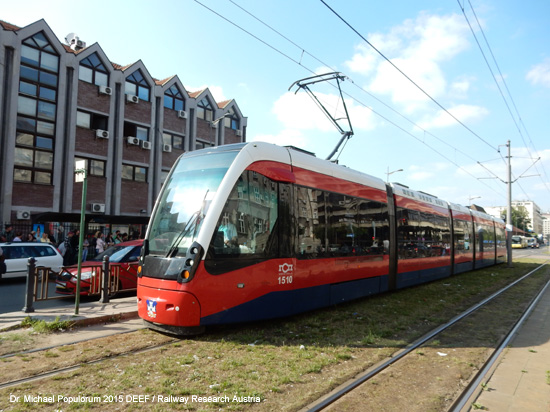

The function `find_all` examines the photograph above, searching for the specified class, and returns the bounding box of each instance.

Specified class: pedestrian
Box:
[87,233,97,260]
[12,232,23,242]
[1,224,14,242]
[105,233,114,247]
[62,231,76,266]
[40,233,51,243]
[0,246,6,276]
[113,230,122,244]
[27,232,36,242]
[56,226,65,247]
[95,231,106,255]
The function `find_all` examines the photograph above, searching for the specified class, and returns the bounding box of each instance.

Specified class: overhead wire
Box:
[460,0,550,198]
[192,0,507,199]
[319,0,499,153]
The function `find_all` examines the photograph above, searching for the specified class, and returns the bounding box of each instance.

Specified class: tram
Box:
[137,142,506,334]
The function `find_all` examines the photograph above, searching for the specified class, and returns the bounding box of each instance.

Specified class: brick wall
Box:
[77,81,111,112]
[12,183,54,207]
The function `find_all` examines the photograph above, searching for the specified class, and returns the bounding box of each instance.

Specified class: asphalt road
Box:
[0,276,79,314]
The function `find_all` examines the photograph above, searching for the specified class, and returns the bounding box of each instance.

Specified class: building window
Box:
[76,110,108,130]
[124,122,148,141]
[195,140,214,150]
[224,107,240,130]
[74,157,106,177]
[125,70,149,101]
[197,98,213,121]
[162,132,184,150]
[122,164,147,182]
[78,53,108,86]
[164,85,184,111]
[15,31,59,185]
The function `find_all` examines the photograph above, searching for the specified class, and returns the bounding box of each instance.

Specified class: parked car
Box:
[0,242,63,280]
[527,238,539,248]
[56,239,143,296]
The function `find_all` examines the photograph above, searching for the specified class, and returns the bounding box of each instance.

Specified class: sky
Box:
[3,0,550,213]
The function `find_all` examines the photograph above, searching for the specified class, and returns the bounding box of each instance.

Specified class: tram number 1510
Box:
[278,275,293,285]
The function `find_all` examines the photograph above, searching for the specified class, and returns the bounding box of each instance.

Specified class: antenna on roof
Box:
[289,72,354,161]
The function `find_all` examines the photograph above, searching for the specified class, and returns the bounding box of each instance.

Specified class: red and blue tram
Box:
[137,142,506,334]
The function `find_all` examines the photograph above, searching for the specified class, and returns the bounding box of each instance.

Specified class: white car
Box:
[0,242,63,280]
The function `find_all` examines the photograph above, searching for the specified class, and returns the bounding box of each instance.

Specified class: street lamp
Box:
[210,113,232,146]
[386,167,403,182]
[468,195,481,205]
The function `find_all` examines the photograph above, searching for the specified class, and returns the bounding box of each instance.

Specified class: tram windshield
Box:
[147,150,239,256]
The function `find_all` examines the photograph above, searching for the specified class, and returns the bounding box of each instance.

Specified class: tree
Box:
[511,206,531,231]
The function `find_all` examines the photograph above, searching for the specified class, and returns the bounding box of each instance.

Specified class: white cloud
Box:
[526,58,550,88]
[186,85,227,102]
[417,104,489,129]
[272,91,376,132]
[344,12,470,112]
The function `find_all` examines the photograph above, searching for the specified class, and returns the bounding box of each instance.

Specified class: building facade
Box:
[485,201,543,235]
[0,18,246,229]
[542,213,550,243]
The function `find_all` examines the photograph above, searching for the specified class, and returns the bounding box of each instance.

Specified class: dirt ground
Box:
[0,262,548,411]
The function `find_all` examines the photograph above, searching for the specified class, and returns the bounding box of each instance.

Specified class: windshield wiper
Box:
[164,190,209,258]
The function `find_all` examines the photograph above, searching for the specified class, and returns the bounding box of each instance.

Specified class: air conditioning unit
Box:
[141,140,152,150]
[96,129,109,139]
[163,144,172,153]
[99,85,112,95]
[126,94,139,104]
[236,130,242,137]
[91,203,105,213]
[177,110,187,119]
[17,210,31,220]
[127,136,140,145]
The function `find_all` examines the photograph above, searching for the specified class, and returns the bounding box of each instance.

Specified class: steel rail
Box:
[304,263,548,412]
[449,274,550,411]
[0,337,178,390]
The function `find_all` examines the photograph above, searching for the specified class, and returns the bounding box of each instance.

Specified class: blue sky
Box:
[3,0,550,212]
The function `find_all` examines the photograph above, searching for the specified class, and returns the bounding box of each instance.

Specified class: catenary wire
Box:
[193,0,507,199]
[459,0,550,198]
[319,0,499,153]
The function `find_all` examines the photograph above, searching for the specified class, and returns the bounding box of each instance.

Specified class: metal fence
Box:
[22,257,138,313]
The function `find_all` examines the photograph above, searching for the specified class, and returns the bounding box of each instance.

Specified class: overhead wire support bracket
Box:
[289,72,354,160]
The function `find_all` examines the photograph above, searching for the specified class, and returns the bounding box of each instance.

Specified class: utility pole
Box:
[505,140,513,268]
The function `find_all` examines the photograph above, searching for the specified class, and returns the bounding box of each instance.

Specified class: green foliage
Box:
[20,316,74,333]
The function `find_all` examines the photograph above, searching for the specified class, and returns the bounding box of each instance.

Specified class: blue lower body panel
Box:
[396,265,451,289]
[201,275,385,326]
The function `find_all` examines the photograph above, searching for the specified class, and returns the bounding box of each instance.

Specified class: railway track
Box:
[0,330,178,390]
[0,261,547,411]
[302,262,549,412]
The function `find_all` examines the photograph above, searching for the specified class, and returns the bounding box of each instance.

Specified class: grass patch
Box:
[20,316,74,333]
[0,260,548,412]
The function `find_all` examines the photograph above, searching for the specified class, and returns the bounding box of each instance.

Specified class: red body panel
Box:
[138,254,389,326]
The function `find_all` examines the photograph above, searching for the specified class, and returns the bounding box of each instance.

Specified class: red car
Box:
[56,239,143,296]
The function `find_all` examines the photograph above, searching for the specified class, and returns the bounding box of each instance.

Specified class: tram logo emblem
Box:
[146,300,157,319]
[279,262,293,275]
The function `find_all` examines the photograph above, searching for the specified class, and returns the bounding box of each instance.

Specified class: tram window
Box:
[356,199,390,256]
[325,192,359,257]
[475,223,495,254]
[206,170,279,274]
[295,187,325,258]
[397,207,451,259]
[452,219,473,254]
[295,187,389,259]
